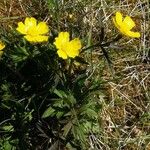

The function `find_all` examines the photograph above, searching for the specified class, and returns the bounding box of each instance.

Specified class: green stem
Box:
[81,34,122,53]
[100,46,115,76]
[68,59,74,76]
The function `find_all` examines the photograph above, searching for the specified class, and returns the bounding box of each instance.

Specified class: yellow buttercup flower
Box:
[113,12,140,38]
[0,41,5,57]
[17,17,49,43]
[54,32,81,59]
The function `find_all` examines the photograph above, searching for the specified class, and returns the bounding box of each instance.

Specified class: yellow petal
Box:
[57,49,68,59]
[27,26,38,36]
[113,12,124,34]
[70,38,81,50]
[113,17,120,30]
[67,49,79,58]
[124,30,141,38]
[24,35,48,42]
[66,38,81,58]
[0,41,5,50]
[58,32,70,43]
[24,35,35,42]
[123,16,135,30]
[37,22,49,34]
[25,17,37,28]
[115,12,123,26]
[35,35,49,42]
[54,32,70,49]
[16,22,27,34]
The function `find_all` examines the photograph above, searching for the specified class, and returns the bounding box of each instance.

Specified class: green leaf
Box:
[42,107,55,118]
[1,125,14,132]
[56,111,64,119]
[11,45,29,62]
[81,108,97,119]
[53,99,63,107]
[54,89,67,98]
[66,142,77,150]
[71,124,87,147]
[66,94,76,106]
[0,138,17,150]
[62,121,72,137]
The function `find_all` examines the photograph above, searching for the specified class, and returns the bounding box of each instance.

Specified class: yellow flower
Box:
[54,32,81,59]
[17,17,49,43]
[0,41,5,57]
[113,12,140,38]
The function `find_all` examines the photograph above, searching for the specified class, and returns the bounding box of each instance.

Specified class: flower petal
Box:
[124,30,141,38]
[57,49,68,59]
[66,38,81,58]
[24,35,35,42]
[123,16,135,30]
[115,12,123,26]
[54,32,70,49]
[70,38,81,50]
[35,35,49,42]
[25,17,37,28]
[16,22,27,34]
[24,35,49,42]
[0,41,5,51]
[113,17,120,30]
[27,26,38,36]
[37,22,49,35]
